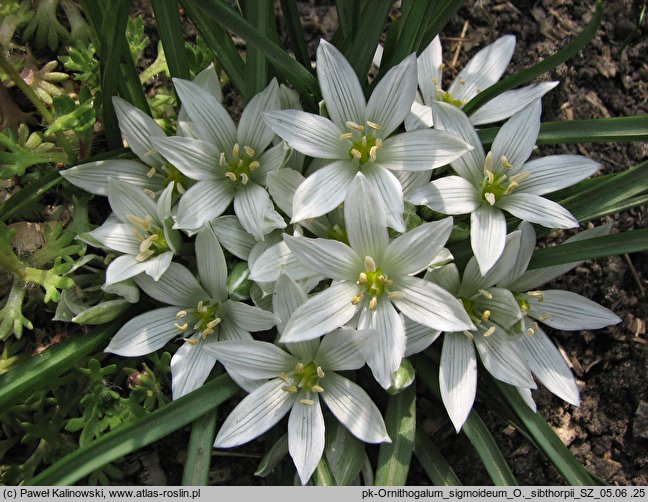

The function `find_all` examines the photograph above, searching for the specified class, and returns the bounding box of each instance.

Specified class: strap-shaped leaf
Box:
[462,0,603,116]
[30,374,238,486]
[415,0,465,57]
[151,0,190,80]
[279,0,313,71]
[375,383,416,485]
[413,428,462,486]
[243,0,272,102]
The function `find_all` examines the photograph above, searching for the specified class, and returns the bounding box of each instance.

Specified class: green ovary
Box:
[220,143,259,187]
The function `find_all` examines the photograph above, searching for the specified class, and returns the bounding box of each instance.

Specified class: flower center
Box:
[340,121,383,166]
[436,89,466,108]
[280,361,325,405]
[351,256,396,310]
[174,300,222,339]
[127,214,170,262]
[144,163,191,195]
[479,151,530,206]
[219,143,259,187]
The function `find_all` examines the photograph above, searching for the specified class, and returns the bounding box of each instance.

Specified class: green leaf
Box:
[415,0,465,55]
[413,428,462,486]
[0,170,62,223]
[0,320,120,410]
[462,0,604,116]
[478,116,648,146]
[182,409,219,485]
[243,0,272,102]
[334,0,360,41]
[325,420,366,485]
[151,0,191,80]
[528,229,648,269]
[255,433,288,477]
[375,383,416,485]
[279,0,313,72]
[30,374,238,486]
[312,455,337,486]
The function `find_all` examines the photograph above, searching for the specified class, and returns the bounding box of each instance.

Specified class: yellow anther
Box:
[232,143,240,158]
[339,132,353,141]
[527,291,545,301]
[539,313,551,322]
[351,294,364,305]
[136,249,154,262]
[238,159,244,168]
[478,289,493,300]
[509,171,531,184]
[501,156,513,169]
[225,171,237,182]
[432,77,439,85]
[311,385,324,393]
[366,121,382,130]
[146,166,157,178]
[484,151,493,173]
[351,148,362,159]
[143,188,156,199]
[207,318,221,329]
[388,291,405,301]
[369,296,378,310]
[463,330,474,340]
[345,121,364,132]
[375,138,383,148]
[202,328,214,338]
[240,173,249,185]
[483,326,496,337]
[481,310,491,321]
[279,372,289,382]
[459,78,466,85]
[175,322,189,332]
[283,385,298,393]
[295,362,304,373]
[369,146,378,161]
[377,275,393,286]
[244,145,255,157]
[249,161,260,171]
[196,301,207,313]
[177,183,186,195]
[358,272,367,285]
[484,192,496,206]
[316,366,325,378]
[299,399,315,406]
[184,337,199,345]
[485,169,495,184]
[525,322,539,336]
[176,310,188,320]
[505,181,519,194]
[364,256,377,273]
[219,152,227,167]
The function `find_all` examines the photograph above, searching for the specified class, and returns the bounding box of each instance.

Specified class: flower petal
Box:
[520,325,580,405]
[344,174,389,261]
[135,262,208,307]
[431,102,484,185]
[404,315,441,356]
[89,221,140,254]
[317,39,366,126]
[196,226,228,301]
[238,79,281,151]
[173,78,236,151]
[498,193,578,229]
[208,217,256,261]
[60,159,162,196]
[383,217,454,276]
[108,178,158,224]
[175,179,235,231]
[144,251,173,281]
[359,299,405,389]
[440,332,477,432]
[252,142,289,186]
[263,110,347,159]
[379,129,473,172]
[105,254,148,285]
[527,290,621,330]
[362,164,405,232]
[248,240,318,283]
[366,54,417,137]
[516,155,599,195]
[491,100,541,170]
[152,136,220,181]
[496,222,536,289]
[170,334,218,399]
[283,235,361,280]
[223,300,278,332]
[449,35,515,103]
[408,176,480,215]
[281,282,360,343]
[292,160,357,223]
[417,36,443,105]
[215,379,296,447]
[404,101,434,131]
[106,306,180,356]
[392,276,474,332]
[470,81,559,125]
[470,204,507,275]
[321,372,390,443]
[289,396,326,485]
[113,96,166,167]
[234,183,286,241]
[424,263,461,296]
[205,340,297,379]
[474,287,523,330]
[316,328,372,371]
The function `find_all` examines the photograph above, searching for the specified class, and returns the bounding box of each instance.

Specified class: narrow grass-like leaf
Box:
[151,0,190,80]
[312,456,337,486]
[0,320,119,410]
[462,0,604,116]
[243,0,271,102]
[182,409,219,485]
[182,0,319,105]
[415,356,517,486]
[180,0,245,93]
[30,374,238,486]
[375,384,416,486]
[279,0,313,71]
[528,229,648,269]
[334,0,359,41]
[413,428,462,486]
[0,170,62,222]
[478,116,648,146]
[415,0,465,55]
[255,433,289,477]
[325,420,366,485]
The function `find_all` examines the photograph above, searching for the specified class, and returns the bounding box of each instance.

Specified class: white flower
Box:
[105,226,277,399]
[151,79,287,239]
[409,100,599,274]
[209,274,389,485]
[88,180,180,285]
[263,39,472,232]
[424,230,536,432]
[279,174,474,389]
[406,35,558,130]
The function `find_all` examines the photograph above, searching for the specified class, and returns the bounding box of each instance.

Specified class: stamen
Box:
[350,148,362,159]
[299,399,315,406]
[175,322,189,332]
[484,151,493,173]
[366,121,382,130]
[207,318,221,329]
[219,152,227,167]
[508,171,530,184]
[364,256,377,273]
[143,188,156,199]
[136,249,154,262]
[244,145,255,157]
[387,291,405,300]
[501,156,513,169]
[311,385,324,393]
[484,192,496,206]
[527,291,545,301]
[369,296,378,310]
[483,326,496,337]
[463,330,474,340]
[539,313,551,322]
[357,272,367,285]
[249,161,260,171]
[295,362,304,374]
[232,143,240,158]
[369,145,378,161]
[240,173,249,185]
[485,170,495,184]
[481,310,491,321]
[375,138,383,148]
[316,366,325,378]
[196,301,207,313]
[351,294,364,305]
[478,289,493,300]
[345,121,364,132]
[146,167,157,178]
[238,159,244,168]
[176,310,188,320]
[459,78,466,85]
[283,385,298,393]
[339,132,353,140]
[202,328,214,338]
[505,181,518,194]
[525,322,539,336]
[377,275,393,286]
[225,171,237,182]
[279,372,289,382]
[184,337,198,345]
[177,183,186,195]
